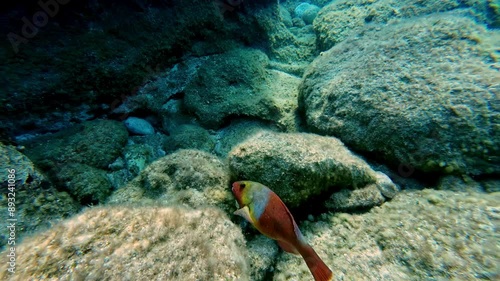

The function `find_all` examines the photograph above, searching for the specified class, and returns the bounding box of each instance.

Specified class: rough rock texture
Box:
[108,149,234,213]
[0,143,47,190]
[184,48,302,131]
[300,14,500,176]
[123,143,155,177]
[254,4,318,65]
[228,131,397,209]
[55,163,113,205]
[0,206,250,280]
[274,189,500,280]
[213,120,271,158]
[294,3,320,24]
[246,235,279,280]
[0,143,79,250]
[314,0,496,50]
[164,124,215,154]
[18,120,128,204]
[112,57,208,118]
[22,119,128,170]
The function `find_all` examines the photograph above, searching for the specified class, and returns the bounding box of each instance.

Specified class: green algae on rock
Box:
[184,48,301,131]
[228,131,397,210]
[300,14,500,176]
[0,206,250,280]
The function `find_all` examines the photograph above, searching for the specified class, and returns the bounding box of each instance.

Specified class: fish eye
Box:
[240,183,246,189]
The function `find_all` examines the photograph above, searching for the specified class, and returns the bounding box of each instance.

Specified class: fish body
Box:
[232,181,333,281]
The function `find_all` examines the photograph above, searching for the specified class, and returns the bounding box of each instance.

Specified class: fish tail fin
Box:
[297,243,333,281]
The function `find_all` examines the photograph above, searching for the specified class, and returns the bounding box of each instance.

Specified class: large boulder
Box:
[108,149,234,213]
[314,0,497,50]
[55,163,113,205]
[300,14,500,176]
[184,48,301,131]
[228,131,397,210]
[22,119,128,170]
[0,206,250,280]
[274,189,500,280]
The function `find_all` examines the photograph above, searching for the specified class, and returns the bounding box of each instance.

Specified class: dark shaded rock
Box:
[55,163,113,205]
[23,119,128,170]
[0,0,263,138]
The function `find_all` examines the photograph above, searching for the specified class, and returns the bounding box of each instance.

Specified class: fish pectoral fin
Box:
[234,206,254,224]
[277,240,300,255]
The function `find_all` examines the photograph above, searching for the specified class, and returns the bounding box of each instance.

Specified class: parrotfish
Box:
[232,181,333,281]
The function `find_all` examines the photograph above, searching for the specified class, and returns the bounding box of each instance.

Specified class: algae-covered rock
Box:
[294,3,320,25]
[247,235,279,280]
[164,124,215,154]
[213,120,270,158]
[300,14,500,176]
[123,143,155,176]
[0,206,250,280]
[228,131,397,209]
[0,143,79,250]
[314,0,495,50]
[252,4,318,65]
[274,189,500,280]
[108,149,233,213]
[184,48,302,131]
[55,163,113,205]
[22,119,128,170]
[0,143,47,190]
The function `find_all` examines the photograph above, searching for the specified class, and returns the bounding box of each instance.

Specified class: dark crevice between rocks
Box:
[262,257,279,281]
[218,115,274,131]
[361,152,443,189]
[79,195,99,207]
[288,188,338,223]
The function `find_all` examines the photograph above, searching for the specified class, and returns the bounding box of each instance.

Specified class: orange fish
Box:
[232,181,333,281]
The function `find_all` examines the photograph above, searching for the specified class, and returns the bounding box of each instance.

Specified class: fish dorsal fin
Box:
[234,206,254,224]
